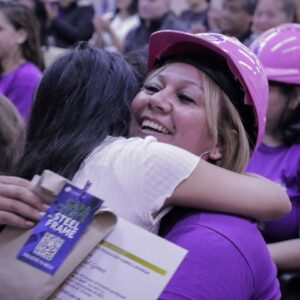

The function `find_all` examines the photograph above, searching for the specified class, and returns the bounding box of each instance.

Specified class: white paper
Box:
[52,218,187,300]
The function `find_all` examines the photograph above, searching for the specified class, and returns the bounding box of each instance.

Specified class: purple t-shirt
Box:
[247,143,300,242]
[159,212,280,300]
[0,62,42,120]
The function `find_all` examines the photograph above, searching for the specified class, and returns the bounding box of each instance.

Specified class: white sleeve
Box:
[74,136,200,231]
[128,137,200,229]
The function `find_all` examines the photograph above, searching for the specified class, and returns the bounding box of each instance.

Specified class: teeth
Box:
[142,120,170,134]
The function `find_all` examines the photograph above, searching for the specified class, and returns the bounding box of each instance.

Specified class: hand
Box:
[93,15,111,33]
[0,176,48,229]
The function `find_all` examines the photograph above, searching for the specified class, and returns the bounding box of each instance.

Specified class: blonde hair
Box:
[203,74,250,173]
[0,94,25,174]
[147,62,251,172]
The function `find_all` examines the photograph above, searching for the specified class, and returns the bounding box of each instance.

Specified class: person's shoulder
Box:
[196,211,255,230]
[161,212,256,299]
[288,143,300,154]
[186,213,267,255]
[13,63,42,84]
[166,212,280,299]
[18,63,42,76]
[172,212,260,244]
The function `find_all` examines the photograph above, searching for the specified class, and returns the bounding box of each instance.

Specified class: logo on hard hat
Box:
[199,33,225,44]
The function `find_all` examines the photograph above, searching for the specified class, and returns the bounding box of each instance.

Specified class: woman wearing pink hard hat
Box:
[0,32,290,299]
[247,23,300,298]
[0,41,290,231]
[130,29,282,299]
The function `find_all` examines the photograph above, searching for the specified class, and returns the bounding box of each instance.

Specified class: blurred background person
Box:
[179,0,209,33]
[90,0,139,53]
[247,23,300,298]
[252,0,298,36]
[295,0,300,24]
[12,0,51,51]
[207,0,223,32]
[41,0,94,48]
[0,1,43,121]
[219,0,257,46]
[124,0,188,53]
[0,94,25,175]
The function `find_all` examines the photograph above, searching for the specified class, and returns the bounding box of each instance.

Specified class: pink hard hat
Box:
[148,30,268,152]
[250,23,300,85]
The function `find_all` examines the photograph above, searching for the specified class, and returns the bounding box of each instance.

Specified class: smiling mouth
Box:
[141,120,171,134]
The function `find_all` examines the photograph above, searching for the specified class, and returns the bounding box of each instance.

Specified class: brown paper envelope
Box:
[0,170,117,300]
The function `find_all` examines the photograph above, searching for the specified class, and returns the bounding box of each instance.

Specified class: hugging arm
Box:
[0,140,291,229]
[165,159,291,221]
[268,239,300,271]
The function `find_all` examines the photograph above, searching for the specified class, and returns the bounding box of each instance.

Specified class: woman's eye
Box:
[142,84,160,94]
[179,94,195,104]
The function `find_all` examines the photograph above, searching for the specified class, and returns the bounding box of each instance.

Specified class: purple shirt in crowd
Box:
[247,143,300,242]
[0,62,42,120]
[159,212,280,300]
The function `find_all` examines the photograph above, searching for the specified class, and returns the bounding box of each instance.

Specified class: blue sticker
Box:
[17,182,103,275]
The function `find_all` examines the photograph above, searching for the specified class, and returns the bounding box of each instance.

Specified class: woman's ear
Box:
[208,145,223,161]
[16,29,28,45]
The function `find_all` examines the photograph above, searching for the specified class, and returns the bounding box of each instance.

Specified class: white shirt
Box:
[73,136,200,232]
[103,13,140,53]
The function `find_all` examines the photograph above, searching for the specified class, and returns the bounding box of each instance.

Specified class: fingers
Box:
[0,176,32,188]
[0,180,45,212]
[0,175,49,229]
[0,211,36,229]
[0,196,43,222]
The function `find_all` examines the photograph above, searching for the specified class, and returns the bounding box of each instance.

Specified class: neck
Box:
[1,50,26,75]
[263,133,283,147]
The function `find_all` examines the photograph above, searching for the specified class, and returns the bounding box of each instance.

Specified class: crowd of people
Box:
[0,0,299,299]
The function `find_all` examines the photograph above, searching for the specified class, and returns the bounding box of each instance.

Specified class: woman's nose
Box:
[148,91,172,114]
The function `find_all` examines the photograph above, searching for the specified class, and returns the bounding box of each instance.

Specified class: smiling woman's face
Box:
[129,62,219,156]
